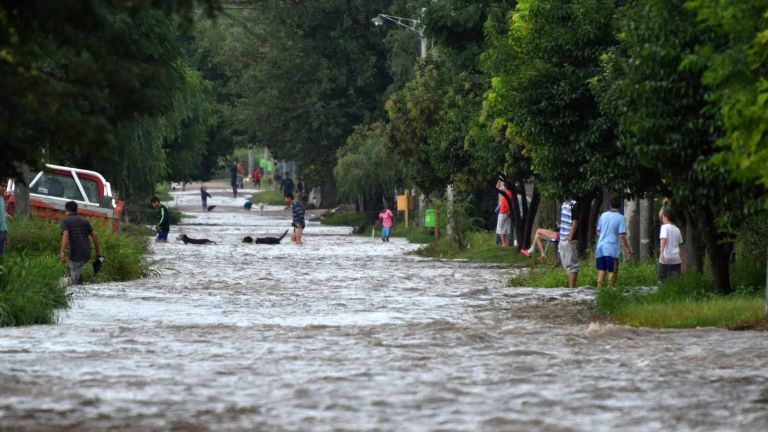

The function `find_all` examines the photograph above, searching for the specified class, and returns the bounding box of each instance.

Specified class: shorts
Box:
[292,222,305,230]
[69,260,86,285]
[382,226,392,238]
[558,240,579,274]
[496,213,511,235]
[659,263,681,281]
[596,256,619,273]
[156,229,169,241]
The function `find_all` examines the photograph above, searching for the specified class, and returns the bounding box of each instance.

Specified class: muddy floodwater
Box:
[1,189,767,431]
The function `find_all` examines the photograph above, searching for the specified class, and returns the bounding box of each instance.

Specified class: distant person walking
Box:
[286,193,304,245]
[252,168,262,188]
[595,194,633,288]
[230,159,239,199]
[0,185,9,257]
[659,206,685,281]
[59,201,102,285]
[296,176,306,205]
[236,161,245,189]
[379,205,394,242]
[150,197,170,243]
[558,198,581,288]
[281,173,295,198]
[200,186,212,211]
[273,169,281,191]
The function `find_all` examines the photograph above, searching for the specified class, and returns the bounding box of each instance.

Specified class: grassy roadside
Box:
[251,190,285,205]
[316,215,766,329]
[321,213,445,245]
[414,231,530,265]
[0,217,151,327]
[513,256,765,329]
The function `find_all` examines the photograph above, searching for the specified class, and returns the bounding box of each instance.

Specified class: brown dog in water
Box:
[176,234,216,245]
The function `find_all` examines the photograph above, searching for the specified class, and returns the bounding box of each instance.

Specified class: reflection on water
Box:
[0,201,767,431]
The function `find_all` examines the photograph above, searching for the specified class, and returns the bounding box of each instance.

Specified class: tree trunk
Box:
[320,180,337,209]
[576,198,592,258]
[698,207,734,295]
[586,192,603,253]
[522,187,541,249]
[684,211,705,272]
[14,163,31,217]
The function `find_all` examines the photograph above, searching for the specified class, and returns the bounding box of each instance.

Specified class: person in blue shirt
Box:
[0,184,10,257]
[595,194,633,288]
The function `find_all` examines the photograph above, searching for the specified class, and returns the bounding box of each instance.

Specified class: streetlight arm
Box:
[372,14,424,36]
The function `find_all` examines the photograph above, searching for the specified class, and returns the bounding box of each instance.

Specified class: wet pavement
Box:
[0,188,767,431]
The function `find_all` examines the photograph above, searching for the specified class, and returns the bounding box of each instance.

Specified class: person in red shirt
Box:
[496,179,512,248]
[251,168,262,188]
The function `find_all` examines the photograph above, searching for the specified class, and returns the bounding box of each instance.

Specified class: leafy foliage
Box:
[686,0,768,192]
[334,123,403,209]
[484,0,634,200]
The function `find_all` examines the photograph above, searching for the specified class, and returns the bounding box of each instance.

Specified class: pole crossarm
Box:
[373,14,424,36]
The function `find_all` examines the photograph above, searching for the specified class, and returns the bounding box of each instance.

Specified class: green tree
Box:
[597,0,765,294]
[0,1,220,180]
[334,123,403,213]
[685,0,768,191]
[484,0,637,251]
[205,1,392,206]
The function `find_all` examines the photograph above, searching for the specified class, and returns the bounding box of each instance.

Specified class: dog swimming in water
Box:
[242,229,289,245]
[176,234,216,245]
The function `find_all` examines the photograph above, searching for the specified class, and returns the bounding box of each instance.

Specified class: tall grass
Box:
[0,254,67,326]
[595,271,765,329]
[414,231,529,264]
[0,217,151,326]
[322,212,367,227]
[508,255,658,288]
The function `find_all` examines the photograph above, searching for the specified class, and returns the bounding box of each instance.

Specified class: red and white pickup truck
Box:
[4,164,125,232]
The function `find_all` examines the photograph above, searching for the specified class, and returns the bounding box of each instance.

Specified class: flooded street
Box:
[1,189,767,431]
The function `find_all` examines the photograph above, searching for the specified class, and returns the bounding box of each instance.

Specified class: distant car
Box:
[4,164,125,232]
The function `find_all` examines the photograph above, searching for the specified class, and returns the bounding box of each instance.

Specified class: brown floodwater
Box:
[1,190,766,431]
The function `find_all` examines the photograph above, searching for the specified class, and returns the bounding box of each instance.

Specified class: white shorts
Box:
[496,213,511,234]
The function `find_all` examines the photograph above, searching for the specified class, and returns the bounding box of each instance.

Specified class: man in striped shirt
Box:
[558,199,581,288]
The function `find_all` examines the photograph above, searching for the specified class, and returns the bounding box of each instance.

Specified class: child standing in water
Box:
[200,186,212,211]
[378,206,394,242]
[286,193,305,245]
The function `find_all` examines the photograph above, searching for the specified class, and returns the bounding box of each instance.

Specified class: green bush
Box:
[322,212,367,227]
[252,190,285,205]
[0,253,68,326]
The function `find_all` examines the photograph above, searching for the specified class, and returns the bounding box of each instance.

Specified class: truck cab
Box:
[4,164,124,232]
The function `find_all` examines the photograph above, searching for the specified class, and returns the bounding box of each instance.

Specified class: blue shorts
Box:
[382,226,392,238]
[596,256,619,273]
[156,230,169,241]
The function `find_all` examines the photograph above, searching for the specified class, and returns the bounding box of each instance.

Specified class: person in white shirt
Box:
[658,206,686,281]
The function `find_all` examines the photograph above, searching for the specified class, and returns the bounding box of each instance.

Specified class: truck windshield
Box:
[31,172,83,201]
